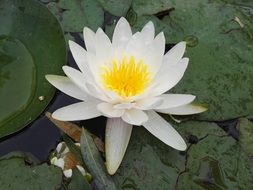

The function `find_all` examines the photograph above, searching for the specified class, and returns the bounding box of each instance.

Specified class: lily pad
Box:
[177,135,253,189]
[47,0,104,32]
[0,0,66,138]
[98,0,132,17]
[113,119,253,189]
[0,153,63,189]
[127,0,253,121]
[236,118,253,158]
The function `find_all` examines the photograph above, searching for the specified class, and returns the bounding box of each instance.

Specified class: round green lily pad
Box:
[0,0,66,138]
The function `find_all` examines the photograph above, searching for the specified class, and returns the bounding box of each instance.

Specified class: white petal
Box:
[134,97,162,110]
[63,169,73,178]
[112,17,132,50]
[62,66,107,101]
[97,102,125,118]
[53,158,65,169]
[122,109,148,125]
[85,82,109,102]
[50,157,58,166]
[151,58,189,96]
[76,165,86,176]
[56,142,63,153]
[62,66,88,92]
[83,27,96,53]
[157,103,207,115]
[143,111,187,151]
[155,94,196,109]
[52,101,101,121]
[143,32,165,76]
[125,32,144,60]
[45,75,88,101]
[163,41,186,66]
[105,118,132,175]
[141,21,155,45]
[113,102,133,109]
[95,28,112,62]
[69,41,91,75]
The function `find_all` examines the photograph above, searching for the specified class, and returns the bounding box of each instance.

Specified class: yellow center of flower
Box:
[100,56,150,98]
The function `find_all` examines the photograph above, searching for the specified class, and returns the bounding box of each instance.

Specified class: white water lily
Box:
[46,17,207,175]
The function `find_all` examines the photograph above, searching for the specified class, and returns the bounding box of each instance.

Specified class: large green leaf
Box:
[0,153,63,189]
[113,120,253,189]
[236,118,253,158]
[46,0,104,43]
[0,0,66,138]
[125,0,253,121]
[97,0,132,17]
[177,135,253,189]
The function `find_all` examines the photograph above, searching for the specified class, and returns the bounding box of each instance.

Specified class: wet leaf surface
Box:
[177,135,253,190]
[98,0,132,17]
[114,120,253,189]
[0,153,63,189]
[236,118,253,158]
[68,168,92,190]
[46,0,104,44]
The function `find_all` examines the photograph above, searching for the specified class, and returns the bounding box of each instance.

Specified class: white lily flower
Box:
[46,17,207,175]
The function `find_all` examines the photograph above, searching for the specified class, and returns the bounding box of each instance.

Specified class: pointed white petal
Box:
[112,17,132,50]
[83,27,96,53]
[46,75,88,101]
[143,111,187,151]
[134,97,162,110]
[141,21,155,45]
[125,32,144,60]
[105,118,132,175]
[63,169,73,178]
[157,103,207,115]
[155,94,196,109]
[95,28,112,63]
[143,32,165,76]
[151,58,189,96]
[52,101,101,121]
[62,66,88,91]
[97,102,125,118]
[69,41,94,81]
[62,66,106,101]
[122,109,148,125]
[163,41,186,66]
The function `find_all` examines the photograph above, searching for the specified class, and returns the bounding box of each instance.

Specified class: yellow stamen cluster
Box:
[100,56,150,98]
